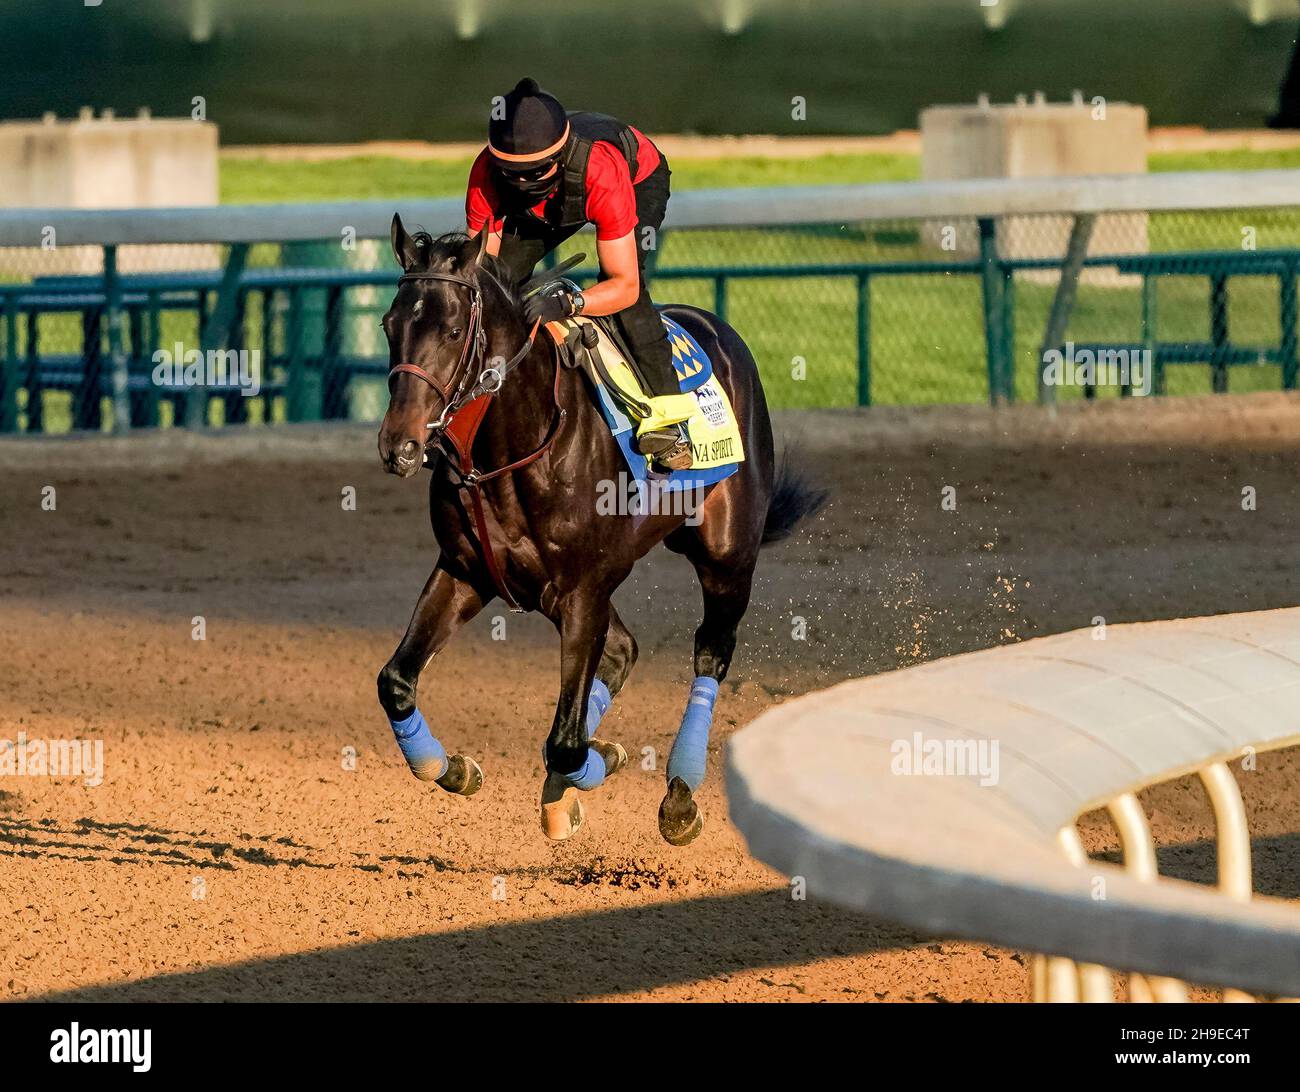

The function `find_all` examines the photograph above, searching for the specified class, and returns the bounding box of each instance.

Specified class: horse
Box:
[376,215,824,844]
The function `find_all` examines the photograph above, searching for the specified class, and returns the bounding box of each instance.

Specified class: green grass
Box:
[219,152,921,205]
[221,146,1300,205]
[1149,147,1300,174]
[221,158,473,204]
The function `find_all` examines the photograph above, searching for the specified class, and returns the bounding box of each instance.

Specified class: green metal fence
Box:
[2,179,1299,434]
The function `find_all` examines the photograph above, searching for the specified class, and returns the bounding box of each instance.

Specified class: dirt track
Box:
[2,393,1299,1002]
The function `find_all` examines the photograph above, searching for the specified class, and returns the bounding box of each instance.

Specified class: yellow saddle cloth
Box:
[547,314,745,472]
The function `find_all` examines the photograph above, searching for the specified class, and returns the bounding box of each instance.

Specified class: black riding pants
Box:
[497,158,678,398]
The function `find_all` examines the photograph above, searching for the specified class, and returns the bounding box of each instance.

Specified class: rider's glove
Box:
[524,283,577,326]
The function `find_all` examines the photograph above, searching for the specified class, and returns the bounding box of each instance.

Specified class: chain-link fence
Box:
[624,206,1299,407]
[2,182,1298,433]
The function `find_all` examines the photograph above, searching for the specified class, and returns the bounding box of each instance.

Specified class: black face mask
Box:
[493,163,561,208]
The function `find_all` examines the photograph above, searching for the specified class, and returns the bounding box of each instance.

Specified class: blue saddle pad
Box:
[590,314,741,494]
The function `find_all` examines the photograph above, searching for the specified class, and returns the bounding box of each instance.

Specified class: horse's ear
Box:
[390,213,421,272]
[462,225,491,268]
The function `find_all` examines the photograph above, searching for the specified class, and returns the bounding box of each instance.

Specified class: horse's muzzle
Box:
[383,438,424,478]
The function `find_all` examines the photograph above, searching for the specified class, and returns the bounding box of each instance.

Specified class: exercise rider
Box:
[465,77,693,471]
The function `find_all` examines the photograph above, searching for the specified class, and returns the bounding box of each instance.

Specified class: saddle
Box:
[520,265,743,484]
[545,310,701,440]
[542,307,745,490]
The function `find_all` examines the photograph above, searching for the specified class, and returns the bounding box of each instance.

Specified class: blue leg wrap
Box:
[562,746,607,791]
[667,676,719,792]
[389,708,448,782]
[586,678,612,739]
[544,679,615,790]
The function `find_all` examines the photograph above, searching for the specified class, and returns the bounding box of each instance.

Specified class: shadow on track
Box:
[34,890,908,1002]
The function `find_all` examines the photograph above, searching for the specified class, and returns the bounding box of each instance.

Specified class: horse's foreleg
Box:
[377,563,486,793]
[539,591,626,840]
[586,605,638,737]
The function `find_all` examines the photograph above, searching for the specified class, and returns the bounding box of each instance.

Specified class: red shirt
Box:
[466,127,661,241]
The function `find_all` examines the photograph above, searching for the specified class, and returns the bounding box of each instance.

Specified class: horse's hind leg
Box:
[377,563,486,795]
[659,550,756,846]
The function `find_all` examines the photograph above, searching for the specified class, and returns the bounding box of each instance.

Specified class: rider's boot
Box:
[619,298,695,472]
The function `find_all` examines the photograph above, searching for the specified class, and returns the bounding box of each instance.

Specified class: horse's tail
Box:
[762,448,828,545]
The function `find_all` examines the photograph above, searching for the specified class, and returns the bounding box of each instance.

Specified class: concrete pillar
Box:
[920,95,1148,273]
[0,111,219,274]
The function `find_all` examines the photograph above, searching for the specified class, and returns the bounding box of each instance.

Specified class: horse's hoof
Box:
[540,772,585,841]
[436,754,484,797]
[590,738,627,778]
[658,775,703,846]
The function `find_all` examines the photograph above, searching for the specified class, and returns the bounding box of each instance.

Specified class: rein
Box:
[388,269,565,613]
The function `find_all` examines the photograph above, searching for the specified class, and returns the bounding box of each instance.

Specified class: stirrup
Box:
[639,424,694,472]
[652,440,694,473]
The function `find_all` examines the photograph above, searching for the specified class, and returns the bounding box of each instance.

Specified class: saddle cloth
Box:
[546,312,745,493]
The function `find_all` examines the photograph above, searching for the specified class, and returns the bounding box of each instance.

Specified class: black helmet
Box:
[488,78,569,166]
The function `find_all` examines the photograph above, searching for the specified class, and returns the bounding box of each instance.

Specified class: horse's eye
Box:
[449,327,463,339]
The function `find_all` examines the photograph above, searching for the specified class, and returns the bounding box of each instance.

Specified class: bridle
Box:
[386,268,564,613]
[388,270,540,435]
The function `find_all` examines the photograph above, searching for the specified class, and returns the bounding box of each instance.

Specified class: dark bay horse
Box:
[376,215,823,844]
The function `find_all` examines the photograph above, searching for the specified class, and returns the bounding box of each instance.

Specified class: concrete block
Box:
[0,111,219,275]
[921,96,1148,273]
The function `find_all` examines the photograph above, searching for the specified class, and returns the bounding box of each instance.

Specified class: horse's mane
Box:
[407,230,522,313]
